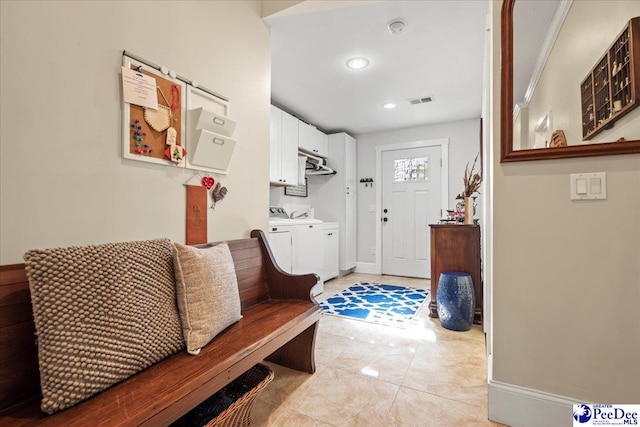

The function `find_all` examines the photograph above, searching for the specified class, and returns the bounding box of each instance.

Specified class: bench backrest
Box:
[0,236,270,414]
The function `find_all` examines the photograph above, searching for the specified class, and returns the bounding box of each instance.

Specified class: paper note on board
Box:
[121,66,159,110]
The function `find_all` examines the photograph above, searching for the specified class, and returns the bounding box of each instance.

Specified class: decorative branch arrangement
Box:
[458,153,482,199]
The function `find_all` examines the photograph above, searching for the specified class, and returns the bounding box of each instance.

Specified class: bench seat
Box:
[0,230,322,426]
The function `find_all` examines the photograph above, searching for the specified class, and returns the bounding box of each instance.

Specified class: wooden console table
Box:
[429,224,482,324]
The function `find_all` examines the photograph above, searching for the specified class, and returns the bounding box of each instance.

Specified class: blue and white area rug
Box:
[320,282,429,328]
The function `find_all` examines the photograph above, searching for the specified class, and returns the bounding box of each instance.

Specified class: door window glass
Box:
[393,157,429,182]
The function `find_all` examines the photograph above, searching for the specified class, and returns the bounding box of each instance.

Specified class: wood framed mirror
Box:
[500,0,640,162]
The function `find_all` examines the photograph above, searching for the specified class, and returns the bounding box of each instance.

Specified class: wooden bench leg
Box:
[266,321,318,374]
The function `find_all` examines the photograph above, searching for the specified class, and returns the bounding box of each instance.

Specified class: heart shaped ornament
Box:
[144,105,172,132]
[201,176,215,189]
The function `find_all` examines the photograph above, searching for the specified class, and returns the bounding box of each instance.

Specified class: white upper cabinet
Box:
[270,105,298,186]
[298,121,328,158]
[280,110,299,185]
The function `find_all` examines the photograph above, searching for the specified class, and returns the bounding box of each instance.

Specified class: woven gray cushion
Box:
[24,239,184,414]
[173,243,241,355]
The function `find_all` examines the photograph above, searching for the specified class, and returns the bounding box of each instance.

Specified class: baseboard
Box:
[355,262,379,275]
[488,380,580,426]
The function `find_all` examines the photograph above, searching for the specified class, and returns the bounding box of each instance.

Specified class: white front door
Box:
[381,146,442,278]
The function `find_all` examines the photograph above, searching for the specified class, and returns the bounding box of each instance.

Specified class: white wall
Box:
[0,1,271,263]
[490,0,640,417]
[354,118,481,264]
[270,185,312,212]
[525,1,640,147]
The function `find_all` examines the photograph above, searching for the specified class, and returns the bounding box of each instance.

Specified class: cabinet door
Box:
[342,135,357,271]
[345,134,357,194]
[313,127,329,158]
[298,121,314,154]
[268,229,293,273]
[269,106,282,183]
[429,225,482,324]
[343,194,357,270]
[295,224,324,276]
[299,123,328,158]
[280,111,299,186]
[324,229,339,281]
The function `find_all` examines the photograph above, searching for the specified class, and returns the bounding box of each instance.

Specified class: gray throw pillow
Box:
[173,242,241,355]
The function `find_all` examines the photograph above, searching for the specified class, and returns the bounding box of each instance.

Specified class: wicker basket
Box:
[171,364,274,427]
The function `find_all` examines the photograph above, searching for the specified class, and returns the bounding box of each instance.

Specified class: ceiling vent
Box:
[408,96,433,105]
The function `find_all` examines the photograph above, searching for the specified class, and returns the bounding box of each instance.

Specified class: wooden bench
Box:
[0,229,322,426]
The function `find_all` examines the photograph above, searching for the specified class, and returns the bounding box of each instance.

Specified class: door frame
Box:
[374,138,450,275]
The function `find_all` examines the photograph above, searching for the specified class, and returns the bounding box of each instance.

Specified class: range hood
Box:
[302,151,336,176]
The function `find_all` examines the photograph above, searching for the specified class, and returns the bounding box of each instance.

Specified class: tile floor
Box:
[251,273,502,427]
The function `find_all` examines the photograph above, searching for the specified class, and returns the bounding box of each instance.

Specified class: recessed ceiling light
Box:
[346,57,370,70]
[382,103,397,109]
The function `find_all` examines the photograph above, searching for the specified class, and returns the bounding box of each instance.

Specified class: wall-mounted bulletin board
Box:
[121,52,238,174]
[122,55,186,166]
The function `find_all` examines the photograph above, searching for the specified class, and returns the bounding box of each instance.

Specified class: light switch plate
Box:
[570,172,607,200]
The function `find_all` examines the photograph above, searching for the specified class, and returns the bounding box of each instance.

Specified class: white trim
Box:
[374,139,449,276]
[513,102,521,121]
[482,12,493,350]
[523,0,573,105]
[355,262,378,275]
[513,101,527,122]
[488,380,582,427]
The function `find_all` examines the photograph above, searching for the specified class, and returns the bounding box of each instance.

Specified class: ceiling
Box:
[266,1,488,135]
[513,0,561,105]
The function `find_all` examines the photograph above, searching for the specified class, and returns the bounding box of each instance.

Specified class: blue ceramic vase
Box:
[437,272,475,331]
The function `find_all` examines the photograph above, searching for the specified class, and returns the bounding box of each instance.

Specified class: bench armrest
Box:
[250,229,320,302]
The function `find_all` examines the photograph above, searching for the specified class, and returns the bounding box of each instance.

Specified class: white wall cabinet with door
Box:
[270,105,298,186]
[308,132,357,274]
[323,222,339,281]
[299,122,328,158]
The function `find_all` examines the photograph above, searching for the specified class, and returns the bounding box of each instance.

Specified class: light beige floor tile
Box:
[258,362,317,406]
[403,335,488,404]
[314,331,353,367]
[278,365,400,426]
[328,337,415,385]
[389,387,499,427]
[270,410,336,427]
[252,398,336,427]
[251,398,286,426]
